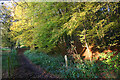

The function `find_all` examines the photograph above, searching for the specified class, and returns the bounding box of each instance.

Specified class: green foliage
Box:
[1,2,120,78]
[2,49,19,72]
[99,51,120,71]
[1,4,16,49]
[24,49,120,78]
[24,50,64,72]
[7,2,119,53]
[24,50,100,78]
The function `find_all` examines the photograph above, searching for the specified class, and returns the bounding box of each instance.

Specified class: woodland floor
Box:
[2,48,118,79]
[2,49,59,79]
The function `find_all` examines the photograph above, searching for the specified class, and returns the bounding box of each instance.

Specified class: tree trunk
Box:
[84,28,92,62]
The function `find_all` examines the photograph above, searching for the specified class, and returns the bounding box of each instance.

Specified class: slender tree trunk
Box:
[84,28,92,62]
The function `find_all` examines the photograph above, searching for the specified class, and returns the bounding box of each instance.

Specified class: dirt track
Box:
[3,48,59,79]
[11,53,58,79]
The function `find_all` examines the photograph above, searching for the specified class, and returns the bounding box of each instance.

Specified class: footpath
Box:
[11,48,58,79]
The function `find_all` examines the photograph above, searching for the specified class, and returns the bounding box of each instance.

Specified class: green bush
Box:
[24,50,99,78]
[99,51,120,71]
[24,50,31,54]
[25,50,120,78]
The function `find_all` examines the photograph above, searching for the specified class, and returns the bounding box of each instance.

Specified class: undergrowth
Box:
[2,49,19,76]
[24,50,119,78]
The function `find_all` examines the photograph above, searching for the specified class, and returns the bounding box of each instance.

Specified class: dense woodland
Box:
[1,1,120,78]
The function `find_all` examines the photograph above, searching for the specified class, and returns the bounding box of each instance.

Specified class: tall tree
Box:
[1,2,16,49]
[9,2,120,57]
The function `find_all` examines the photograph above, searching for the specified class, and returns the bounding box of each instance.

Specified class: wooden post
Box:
[8,56,11,78]
[64,55,68,68]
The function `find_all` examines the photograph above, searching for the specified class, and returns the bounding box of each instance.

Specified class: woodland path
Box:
[2,48,118,79]
[11,48,59,79]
